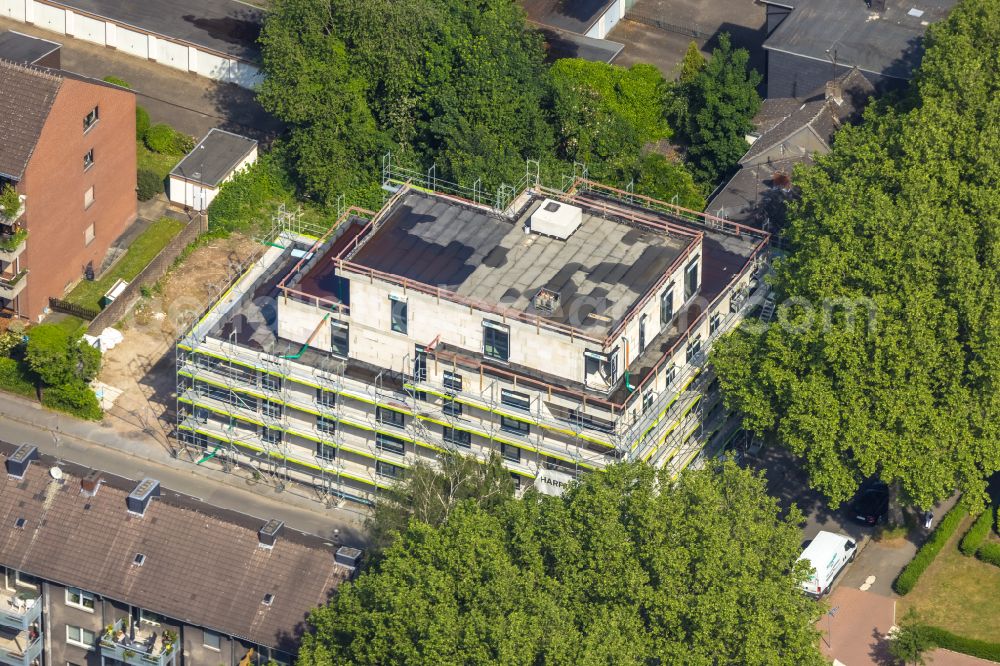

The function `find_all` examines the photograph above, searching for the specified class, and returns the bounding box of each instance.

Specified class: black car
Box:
[851,483,890,525]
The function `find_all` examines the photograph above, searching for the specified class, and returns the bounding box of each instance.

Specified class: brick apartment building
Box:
[0,443,356,666]
[0,57,137,321]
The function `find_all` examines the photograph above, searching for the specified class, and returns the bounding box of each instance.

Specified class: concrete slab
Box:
[818,587,896,666]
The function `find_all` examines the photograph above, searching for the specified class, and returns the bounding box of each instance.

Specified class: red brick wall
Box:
[18,77,137,320]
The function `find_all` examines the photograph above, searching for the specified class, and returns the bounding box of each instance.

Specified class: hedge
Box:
[102,75,131,89]
[136,106,151,140]
[893,502,968,595]
[977,542,1000,567]
[137,168,165,201]
[0,357,35,398]
[923,626,1000,662]
[144,124,194,156]
[959,505,993,555]
[41,381,102,421]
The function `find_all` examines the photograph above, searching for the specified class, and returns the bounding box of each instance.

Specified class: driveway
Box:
[0,17,283,141]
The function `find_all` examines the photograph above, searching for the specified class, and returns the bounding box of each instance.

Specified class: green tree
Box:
[633,152,706,210]
[889,609,933,666]
[679,40,706,83]
[297,463,823,665]
[25,324,100,388]
[368,451,515,554]
[678,33,761,186]
[257,0,382,203]
[711,0,1000,508]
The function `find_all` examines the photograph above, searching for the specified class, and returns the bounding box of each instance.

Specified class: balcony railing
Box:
[0,590,42,631]
[100,620,177,666]
[0,229,27,261]
[0,630,42,666]
[0,269,27,299]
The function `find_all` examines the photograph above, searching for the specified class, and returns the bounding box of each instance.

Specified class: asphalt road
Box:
[0,390,367,545]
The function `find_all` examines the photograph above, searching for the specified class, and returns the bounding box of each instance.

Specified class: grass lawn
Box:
[65,217,186,312]
[898,514,1000,642]
[137,142,182,181]
[50,314,88,337]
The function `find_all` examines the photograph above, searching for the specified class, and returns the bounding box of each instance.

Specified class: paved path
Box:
[0,16,282,140]
[0,391,367,545]
[818,587,895,666]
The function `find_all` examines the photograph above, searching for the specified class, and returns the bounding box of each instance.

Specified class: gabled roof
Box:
[0,59,62,181]
[0,452,348,650]
[741,68,874,164]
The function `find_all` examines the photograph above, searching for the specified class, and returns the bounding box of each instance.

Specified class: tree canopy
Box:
[25,323,100,387]
[711,0,1000,508]
[297,463,823,665]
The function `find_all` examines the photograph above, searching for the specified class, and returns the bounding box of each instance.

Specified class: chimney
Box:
[80,470,103,497]
[6,445,38,479]
[335,546,363,570]
[825,79,843,105]
[258,519,284,549]
[126,478,160,516]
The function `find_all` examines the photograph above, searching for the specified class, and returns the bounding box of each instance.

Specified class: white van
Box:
[798,531,857,597]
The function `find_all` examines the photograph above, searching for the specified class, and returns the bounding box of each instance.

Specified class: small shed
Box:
[168,128,258,212]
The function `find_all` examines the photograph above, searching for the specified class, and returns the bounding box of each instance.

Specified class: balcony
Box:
[0,269,27,300]
[0,192,24,227]
[0,228,26,262]
[0,625,42,666]
[100,620,177,666]
[0,590,41,631]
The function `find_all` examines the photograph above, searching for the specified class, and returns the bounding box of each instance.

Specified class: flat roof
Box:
[537,26,624,63]
[522,0,616,34]
[48,0,263,61]
[170,128,257,187]
[335,191,695,336]
[0,444,347,649]
[0,30,60,65]
[764,0,957,79]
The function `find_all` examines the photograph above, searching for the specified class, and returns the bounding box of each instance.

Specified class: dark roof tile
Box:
[0,59,61,180]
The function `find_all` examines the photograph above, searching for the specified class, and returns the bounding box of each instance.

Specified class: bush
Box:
[41,381,102,421]
[923,626,1000,662]
[960,505,993,555]
[137,169,165,201]
[0,330,21,358]
[977,542,1000,567]
[207,152,297,233]
[102,75,131,89]
[144,124,193,155]
[136,105,150,140]
[893,502,968,595]
[0,357,35,398]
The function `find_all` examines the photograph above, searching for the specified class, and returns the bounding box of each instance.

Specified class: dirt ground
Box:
[98,233,259,452]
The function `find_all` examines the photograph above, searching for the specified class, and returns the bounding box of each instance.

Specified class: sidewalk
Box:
[0,390,368,544]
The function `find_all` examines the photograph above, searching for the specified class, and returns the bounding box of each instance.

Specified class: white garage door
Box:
[156,39,188,71]
[73,13,106,45]
[33,2,66,34]
[117,26,148,59]
[0,0,26,22]
[194,51,229,81]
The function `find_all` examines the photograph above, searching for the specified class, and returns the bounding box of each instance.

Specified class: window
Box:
[316,388,336,408]
[260,426,281,444]
[710,313,722,335]
[500,442,521,463]
[442,398,462,417]
[665,364,678,387]
[83,186,94,209]
[686,336,702,364]
[500,389,530,412]
[557,408,615,434]
[66,625,96,649]
[510,472,522,490]
[376,407,405,428]
[684,258,700,299]
[660,285,675,325]
[316,415,336,435]
[638,314,647,352]
[376,433,406,455]
[84,223,95,245]
[500,415,529,436]
[390,297,407,334]
[443,371,463,392]
[483,321,509,362]
[642,391,654,413]
[83,106,99,131]
[65,587,95,611]
[376,460,402,478]
[5,569,39,591]
[413,345,427,381]
[261,399,282,419]
[259,371,282,392]
[83,149,94,170]
[331,321,349,357]
[203,630,221,651]
[139,609,166,626]
[316,442,337,460]
[443,427,471,448]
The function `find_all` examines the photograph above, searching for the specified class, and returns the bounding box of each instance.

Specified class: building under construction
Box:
[175,164,770,504]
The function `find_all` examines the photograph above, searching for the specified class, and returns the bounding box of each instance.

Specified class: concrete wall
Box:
[0,0,264,89]
[19,74,137,320]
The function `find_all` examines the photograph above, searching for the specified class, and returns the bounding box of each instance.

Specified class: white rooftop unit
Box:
[530,199,582,240]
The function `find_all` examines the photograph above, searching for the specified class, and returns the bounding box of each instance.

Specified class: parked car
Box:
[798,531,858,598]
[851,483,890,525]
